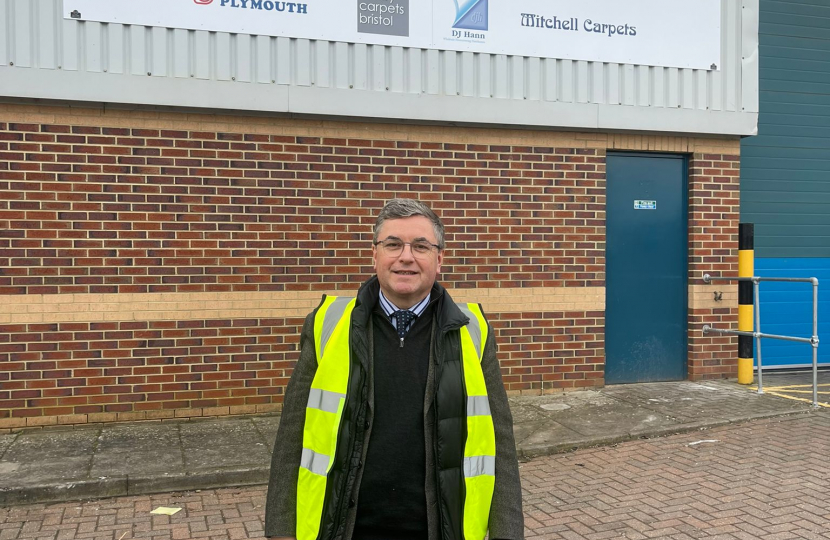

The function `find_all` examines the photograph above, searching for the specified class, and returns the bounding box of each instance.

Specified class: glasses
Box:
[374,238,442,259]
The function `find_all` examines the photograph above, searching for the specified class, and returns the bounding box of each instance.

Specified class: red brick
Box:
[0,120,739,420]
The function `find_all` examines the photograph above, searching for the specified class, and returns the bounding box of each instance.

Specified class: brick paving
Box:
[523,413,830,539]
[3,413,830,539]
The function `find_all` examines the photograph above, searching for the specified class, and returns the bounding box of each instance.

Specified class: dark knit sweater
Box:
[352,302,434,540]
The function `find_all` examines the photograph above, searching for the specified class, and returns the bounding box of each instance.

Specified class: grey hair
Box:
[373,198,445,249]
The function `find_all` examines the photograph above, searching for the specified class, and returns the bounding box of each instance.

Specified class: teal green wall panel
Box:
[741,0,830,258]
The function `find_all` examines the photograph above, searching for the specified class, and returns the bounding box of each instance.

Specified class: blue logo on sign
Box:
[452,0,487,31]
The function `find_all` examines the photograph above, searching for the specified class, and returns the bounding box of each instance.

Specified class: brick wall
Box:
[0,126,603,295]
[0,104,740,428]
[687,153,741,379]
[0,318,300,419]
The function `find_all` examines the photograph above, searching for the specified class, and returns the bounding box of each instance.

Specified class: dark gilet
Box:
[351,301,434,540]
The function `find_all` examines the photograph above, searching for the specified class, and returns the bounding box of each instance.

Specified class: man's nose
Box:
[398,243,416,260]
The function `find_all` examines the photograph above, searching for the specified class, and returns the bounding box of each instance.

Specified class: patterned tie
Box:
[394,310,416,347]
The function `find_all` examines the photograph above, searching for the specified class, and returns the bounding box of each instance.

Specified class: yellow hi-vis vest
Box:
[296,296,496,540]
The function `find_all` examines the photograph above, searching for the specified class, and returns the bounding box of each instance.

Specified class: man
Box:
[265,198,523,540]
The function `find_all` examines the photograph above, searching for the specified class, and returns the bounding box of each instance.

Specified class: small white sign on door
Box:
[634,200,657,210]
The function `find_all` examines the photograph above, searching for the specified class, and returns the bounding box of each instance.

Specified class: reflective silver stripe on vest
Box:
[319,297,354,358]
[456,303,483,359]
[464,455,496,478]
[467,395,491,417]
[307,388,346,414]
[301,448,330,477]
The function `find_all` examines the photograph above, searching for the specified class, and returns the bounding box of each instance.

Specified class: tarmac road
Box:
[2,412,829,539]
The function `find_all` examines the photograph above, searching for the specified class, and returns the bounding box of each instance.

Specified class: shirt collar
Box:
[379,290,430,318]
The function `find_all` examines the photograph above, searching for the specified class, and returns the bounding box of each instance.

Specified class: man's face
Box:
[373,216,443,308]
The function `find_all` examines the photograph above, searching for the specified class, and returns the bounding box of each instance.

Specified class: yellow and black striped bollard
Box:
[737,223,754,384]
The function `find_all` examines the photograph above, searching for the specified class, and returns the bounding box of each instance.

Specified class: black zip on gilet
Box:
[312,278,470,540]
[433,325,467,540]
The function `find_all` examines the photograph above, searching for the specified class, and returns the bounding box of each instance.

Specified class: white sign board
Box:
[64,0,721,70]
[634,200,657,210]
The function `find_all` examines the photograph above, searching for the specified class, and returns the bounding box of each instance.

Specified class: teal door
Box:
[606,153,688,384]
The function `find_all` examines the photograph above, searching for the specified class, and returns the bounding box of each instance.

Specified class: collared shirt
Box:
[379,290,430,336]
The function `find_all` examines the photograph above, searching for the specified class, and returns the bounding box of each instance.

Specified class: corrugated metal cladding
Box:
[0,0,758,135]
[740,0,830,368]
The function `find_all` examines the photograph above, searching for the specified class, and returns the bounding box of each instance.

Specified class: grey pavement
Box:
[1,372,826,507]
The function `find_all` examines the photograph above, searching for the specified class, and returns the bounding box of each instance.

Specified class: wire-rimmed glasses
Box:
[374,237,442,259]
